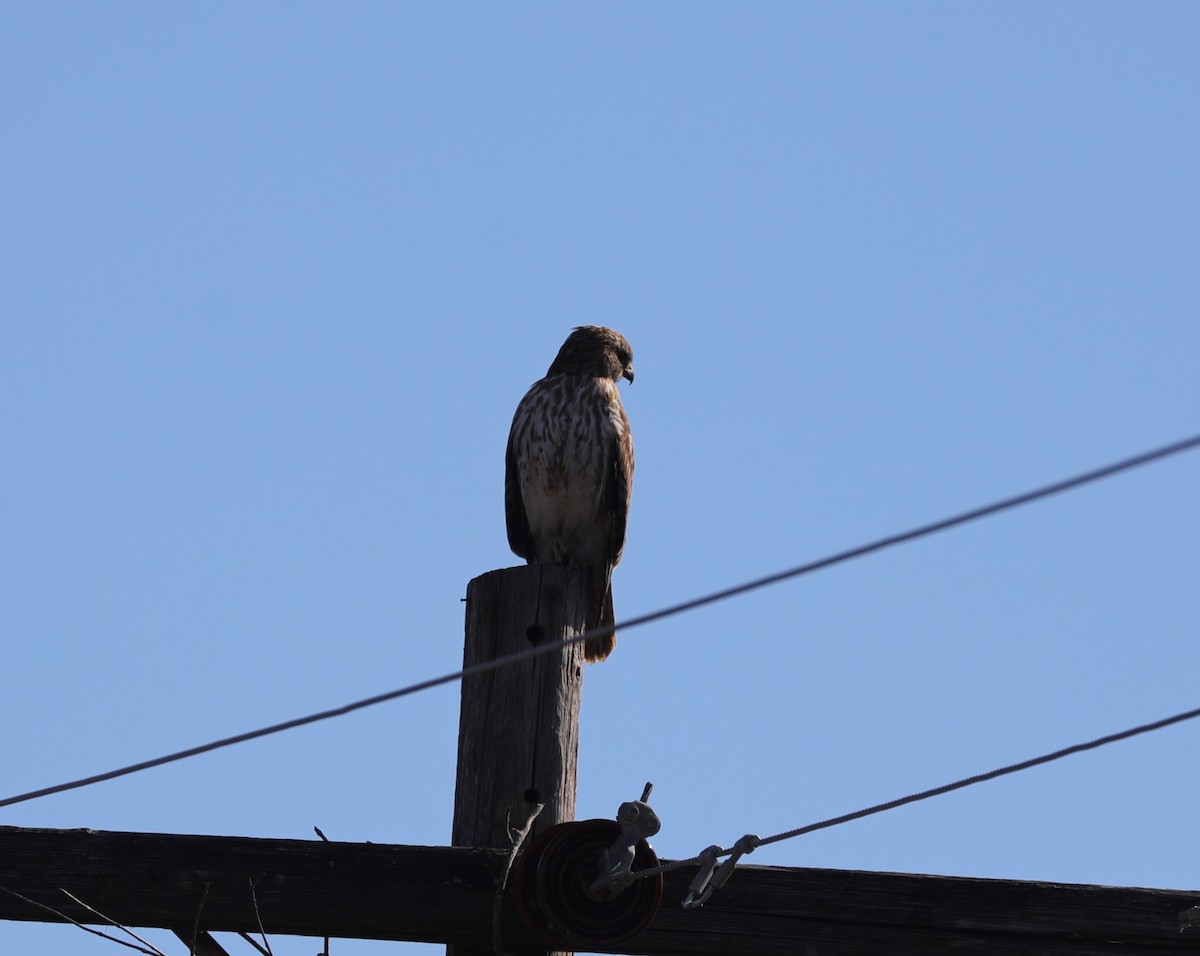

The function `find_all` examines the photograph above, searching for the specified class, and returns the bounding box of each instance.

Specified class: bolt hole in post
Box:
[525,624,545,644]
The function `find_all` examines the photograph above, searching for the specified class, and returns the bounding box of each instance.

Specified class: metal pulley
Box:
[512,786,664,949]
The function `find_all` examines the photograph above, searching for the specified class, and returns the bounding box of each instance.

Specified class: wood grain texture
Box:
[2,826,1198,953]
[450,564,588,956]
[452,564,587,851]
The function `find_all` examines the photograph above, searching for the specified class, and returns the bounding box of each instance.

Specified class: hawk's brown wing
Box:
[603,401,634,570]
[586,388,633,662]
[504,422,532,561]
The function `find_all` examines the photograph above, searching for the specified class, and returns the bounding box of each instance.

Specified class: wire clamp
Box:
[587,782,662,901]
[681,833,759,909]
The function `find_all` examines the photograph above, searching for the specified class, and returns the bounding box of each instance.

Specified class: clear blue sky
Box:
[3,3,1198,953]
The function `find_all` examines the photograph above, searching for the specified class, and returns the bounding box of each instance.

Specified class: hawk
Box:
[505,326,635,662]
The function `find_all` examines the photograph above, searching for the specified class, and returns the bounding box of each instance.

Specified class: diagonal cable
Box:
[0,432,1196,810]
[630,703,1200,881]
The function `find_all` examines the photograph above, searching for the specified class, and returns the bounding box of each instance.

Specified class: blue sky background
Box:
[3,3,1198,953]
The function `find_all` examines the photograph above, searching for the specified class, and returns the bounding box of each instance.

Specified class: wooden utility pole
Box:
[450,563,589,956]
[452,564,587,849]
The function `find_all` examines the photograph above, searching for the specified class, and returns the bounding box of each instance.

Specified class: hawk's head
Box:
[547,326,635,384]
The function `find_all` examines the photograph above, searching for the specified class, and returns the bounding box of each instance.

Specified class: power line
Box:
[613,431,1200,636]
[759,704,1200,847]
[1,432,1197,811]
[633,703,1200,880]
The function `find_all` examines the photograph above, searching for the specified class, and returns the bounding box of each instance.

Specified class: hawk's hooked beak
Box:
[623,365,635,384]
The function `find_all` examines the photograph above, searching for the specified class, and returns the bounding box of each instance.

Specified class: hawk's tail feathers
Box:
[584,585,616,662]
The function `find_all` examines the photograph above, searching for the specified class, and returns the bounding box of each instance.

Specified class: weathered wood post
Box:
[449,563,589,956]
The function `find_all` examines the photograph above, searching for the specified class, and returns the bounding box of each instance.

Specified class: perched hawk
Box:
[505,326,635,662]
